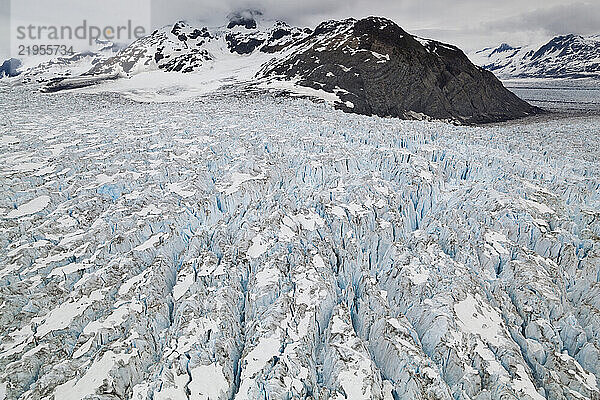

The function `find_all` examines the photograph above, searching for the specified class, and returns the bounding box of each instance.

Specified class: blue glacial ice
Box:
[0,86,599,400]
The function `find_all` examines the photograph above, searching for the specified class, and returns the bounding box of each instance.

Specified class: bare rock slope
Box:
[259,17,538,123]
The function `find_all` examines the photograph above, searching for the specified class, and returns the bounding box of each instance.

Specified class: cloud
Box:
[150,0,361,27]
[485,2,600,36]
[10,0,595,59]
[147,0,598,52]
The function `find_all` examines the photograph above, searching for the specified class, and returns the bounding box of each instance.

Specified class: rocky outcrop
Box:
[0,58,21,78]
[259,17,539,123]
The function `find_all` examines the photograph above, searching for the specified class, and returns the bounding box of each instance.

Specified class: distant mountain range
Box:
[2,13,538,123]
[469,34,600,80]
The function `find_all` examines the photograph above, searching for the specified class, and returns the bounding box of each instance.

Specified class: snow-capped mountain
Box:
[469,34,600,79]
[33,13,537,123]
[78,19,308,77]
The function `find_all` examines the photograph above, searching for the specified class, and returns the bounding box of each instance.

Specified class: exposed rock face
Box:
[258,17,539,123]
[38,16,538,123]
[0,58,21,78]
[226,33,264,54]
[227,9,263,29]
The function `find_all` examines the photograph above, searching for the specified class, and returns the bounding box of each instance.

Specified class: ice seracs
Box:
[0,62,599,399]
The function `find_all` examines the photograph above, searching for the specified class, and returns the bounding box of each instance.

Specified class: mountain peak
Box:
[491,43,516,54]
[354,16,410,39]
[258,16,537,122]
[227,9,263,29]
[553,33,578,41]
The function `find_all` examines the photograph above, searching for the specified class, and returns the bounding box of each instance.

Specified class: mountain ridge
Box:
[469,34,600,80]
[7,14,539,123]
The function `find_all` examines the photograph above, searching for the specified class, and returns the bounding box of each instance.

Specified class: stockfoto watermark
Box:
[2,0,151,61]
[16,20,147,46]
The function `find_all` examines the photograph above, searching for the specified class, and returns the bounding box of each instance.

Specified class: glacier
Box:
[0,85,599,400]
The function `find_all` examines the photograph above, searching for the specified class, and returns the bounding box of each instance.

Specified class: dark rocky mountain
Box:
[227,9,263,29]
[39,14,538,123]
[258,17,538,123]
[0,58,21,78]
[470,34,600,79]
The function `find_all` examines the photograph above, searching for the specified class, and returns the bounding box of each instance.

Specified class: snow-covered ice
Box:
[5,196,50,219]
[0,85,599,400]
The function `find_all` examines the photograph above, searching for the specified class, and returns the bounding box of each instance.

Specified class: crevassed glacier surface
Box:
[1,86,599,400]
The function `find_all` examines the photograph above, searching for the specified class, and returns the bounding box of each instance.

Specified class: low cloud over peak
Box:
[149,0,598,51]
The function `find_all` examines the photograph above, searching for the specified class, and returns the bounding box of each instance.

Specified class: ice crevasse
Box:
[0,88,599,400]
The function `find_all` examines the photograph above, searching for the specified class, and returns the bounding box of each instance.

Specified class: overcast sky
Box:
[152,0,600,51]
[4,0,599,60]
